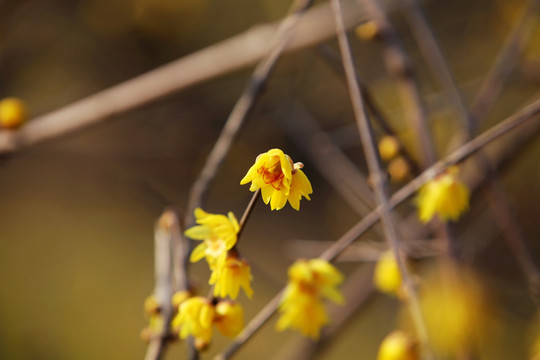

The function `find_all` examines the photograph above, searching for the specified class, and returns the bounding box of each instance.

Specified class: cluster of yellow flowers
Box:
[168,148,331,348]
[276,259,344,339]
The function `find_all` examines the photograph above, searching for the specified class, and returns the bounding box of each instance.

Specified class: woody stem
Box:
[237,189,262,240]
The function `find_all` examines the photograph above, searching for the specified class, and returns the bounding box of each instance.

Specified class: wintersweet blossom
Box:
[172,297,244,350]
[416,166,470,223]
[276,259,344,339]
[374,250,403,297]
[209,253,254,299]
[240,148,313,211]
[173,297,215,349]
[184,208,239,267]
[377,331,419,360]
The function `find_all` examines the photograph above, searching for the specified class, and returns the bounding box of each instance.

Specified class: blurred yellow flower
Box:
[185,208,239,267]
[378,135,401,162]
[388,156,410,183]
[172,297,244,350]
[0,97,26,130]
[374,250,403,297]
[377,330,418,360]
[173,296,215,349]
[416,166,470,223]
[276,259,344,339]
[214,301,244,338]
[240,148,312,210]
[420,262,488,356]
[210,253,253,299]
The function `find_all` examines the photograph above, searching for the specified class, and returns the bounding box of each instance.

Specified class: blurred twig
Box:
[0,0,382,155]
[214,97,540,359]
[144,210,179,360]
[330,0,432,357]
[315,44,421,174]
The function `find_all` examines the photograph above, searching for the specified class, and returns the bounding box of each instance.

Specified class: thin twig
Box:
[330,0,432,357]
[214,97,540,359]
[0,0,382,155]
[469,0,539,128]
[237,189,261,240]
[315,44,421,174]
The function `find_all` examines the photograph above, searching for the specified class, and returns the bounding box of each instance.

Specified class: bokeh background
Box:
[0,0,539,358]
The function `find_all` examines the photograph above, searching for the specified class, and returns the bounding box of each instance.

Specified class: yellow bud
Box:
[144,295,160,315]
[0,98,27,129]
[377,331,418,360]
[374,251,403,297]
[355,20,381,41]
[388,157,410,183]
[378,136,401,162]
[172,290,190,309]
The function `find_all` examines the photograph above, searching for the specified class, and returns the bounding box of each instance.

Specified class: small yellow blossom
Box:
[374,251,403,297]
[378,135,401,162]
[172,297,245,349]
[185,208,239,267]
[276,259,344,339]
[214,301,244,338]
[0,98,26,129]
[355,20,381,41]
[388,157,410,183]
[172,290,191,309]
[416,166,470,223]
[377,331,419,360]
[141,295,165,340]
[210,253,254,299]
[173,297,215,349]
[240,148,312,211]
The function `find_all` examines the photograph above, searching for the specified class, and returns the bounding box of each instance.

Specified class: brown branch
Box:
[330,0,432,357]
[214,96,540,359]
[0,0,382,155]
[144,210,179,360]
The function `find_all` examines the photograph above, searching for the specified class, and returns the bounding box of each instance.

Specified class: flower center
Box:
[260,157,284,188]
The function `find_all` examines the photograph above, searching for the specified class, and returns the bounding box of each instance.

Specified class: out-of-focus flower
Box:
[276,259,344,339]
[374,251,403,297]
[141,295,165,341]
[0,98,26,129]
[388,157,410,183]
[209,253,253,299]
[377,330,419,360]
[416,166,470,223]
[172,290,191,309]
[214,301,244,338]
[185,208,239,267]
[240,148,312,210]
[172,297,245,350]
[378,135,401,162]
[173,297,215,349]
[420,262,488,357]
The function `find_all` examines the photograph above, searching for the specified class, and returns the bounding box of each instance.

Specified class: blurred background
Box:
[0,0,539,358]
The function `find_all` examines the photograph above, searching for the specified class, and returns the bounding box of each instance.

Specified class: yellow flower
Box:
[374,251,403,297]
[388,156,410,183]
[173,297,215,349]
[276,259,344,339]
[0,97,26,129]
[172,297,245,349]
[209,253,254,299]
[416,166,470,223]
[420,262,488,357]
[214,301,244,338]
[276,285,329,339]
[240,148,313,211]
[377,331,418,360]
[185,208,239,267]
